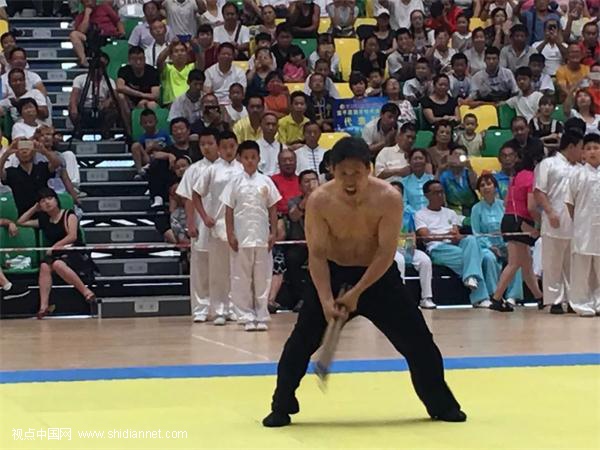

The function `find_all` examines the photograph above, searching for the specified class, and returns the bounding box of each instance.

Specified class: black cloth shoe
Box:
[536,297,545,310]
[550,304,564,315]
[262,411,291,427]
[433,409,467,422]
[490,299,513,312]
[567,304,576,314]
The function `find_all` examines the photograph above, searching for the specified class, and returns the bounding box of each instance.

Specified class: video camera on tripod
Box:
[85,24,109,61]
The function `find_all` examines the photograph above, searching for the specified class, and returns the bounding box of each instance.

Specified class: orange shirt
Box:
[265,94,289,116]
[555,64,590,88]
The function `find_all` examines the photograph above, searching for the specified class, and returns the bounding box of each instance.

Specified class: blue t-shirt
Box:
[401,173,434,212]
[139,129,172,149]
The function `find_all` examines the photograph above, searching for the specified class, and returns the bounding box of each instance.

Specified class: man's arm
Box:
[376,165,411,179]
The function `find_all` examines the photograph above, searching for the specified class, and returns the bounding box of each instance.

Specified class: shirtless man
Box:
[263,137,466,427]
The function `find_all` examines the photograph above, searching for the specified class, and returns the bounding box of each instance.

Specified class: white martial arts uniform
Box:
[193,158,243,319]
[220,171,282,324]
[566,163,600,316]
[394,249,433,301]
[176,158,214,320]
[534,153,579,306]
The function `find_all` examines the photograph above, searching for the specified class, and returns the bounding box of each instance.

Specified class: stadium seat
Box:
[292,38,317,58]
[285,82,305,94]
[0,226,39,275]
[232,60,248,72]
[318,18,331,34]
[58,192,75,211]
[131,107,170,141]
[0,194,18,221]
[470,156,501,175]
[365,0,374,16]
[482,129,512,157]
[414,105,426,130]
[459,105,499,133]
[123,18,141,39]
[334,82,353,99]
[319,132,350,149]
[102,40,129,80]
[469,17,488,31]
[414,130,433,148]
[552,105,567,122]
[497,104,516,129]
[1,112,13,140]
[354,18,377,28]
[0,20,8,44]
[335,38,360,81]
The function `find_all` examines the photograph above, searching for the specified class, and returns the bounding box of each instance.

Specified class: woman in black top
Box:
[351,34,387,78]
[373,11,397,56]
[421,74,459,129]
[18,188,97,319]
[288,0,320,38]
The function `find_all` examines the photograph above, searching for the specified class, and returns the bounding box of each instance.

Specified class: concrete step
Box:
[83,226,163,244]
[81,196,150,212]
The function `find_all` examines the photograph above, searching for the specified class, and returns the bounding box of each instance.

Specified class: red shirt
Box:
[74,4,120,37]
[590,86,600,110]
[203,45,219,70]
[271,173,301,215]
[579,41,600,66]
[426,6,463,34]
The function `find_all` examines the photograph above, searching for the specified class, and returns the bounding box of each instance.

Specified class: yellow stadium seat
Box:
[334,82,353,99]
[354,18,377,29]
[470,157,501,176]
[366,0,374,17]
[459,105,498,133]
[275,18,286,25]
[233,60,248,72]
[469,17,488,31]
[335,38,361,81]
[0,21,7,48]
[319,132,350,150]
[285,82,305,94]
[319,18,331,34]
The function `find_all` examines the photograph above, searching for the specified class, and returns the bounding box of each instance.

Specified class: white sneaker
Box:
[464,277,479,290]
[150,196,164,209]
[419,298,437,309]
[474,299,492,308]
[255,322,269,331]
[193,314,207,323]
[244,322,257,331]
[213,316,226,326]
[506,298,517,307]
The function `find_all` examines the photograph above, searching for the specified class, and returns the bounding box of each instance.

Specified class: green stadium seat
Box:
[413,105,425,130]
[1,113,13,140]
[123,18,141,39]
[0,194,18,221]
[483,129,513,157]
[0,226,39,274]
[58,192,74,211]
[551,105,567,122]
[102,40,129,80]
[413,130,433,149]
[292,38,317,58]
[497,104,516,129]
[131,107,171,141]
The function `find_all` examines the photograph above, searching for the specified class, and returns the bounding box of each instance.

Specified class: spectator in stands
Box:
[0,68,49,123]
[128,1,171,49]
[530,94,563,151]
[493,144,518,199]
[117,46,160,130]
[257,5,278,38]
[285,169,319,309]
[448,52,470,100]
[169,156,192,245]
[438,146,478,220]
[189,93,233,134]
[1,48,47,97]
[386,28,419,82]
[464,27,486,75]
[213,2,250,59]
[415,179,491,308]
[158,40,202,106]
[579,22,600,66]
[456,113,483,157]
[271,23,301,70]
[402,57,433,105]
[373,9,398,55]
[247,48,275,98]
[204,43,247,105]
[0,229,30,298]
[556,44,590,101]
[382,78,417,125]
[564,87,600,135]
[295,122,325,174]
[233,95,265,141]
[421,74,459,129]
[467,46,518,106]
[451,14,471,52]
[532,19,567,77]
[200,0,224,26]
[168,69,205,124]
[265,72,291,118]
[409,10,434,54]
[362,102,400,156]
[390,181,436,310]
[350,72,368,99]
[306,73,334,131]
[304,59,340,98]
[257,112,283,176]
[367,69,384,96]
[308,37,340,79]
[429,29,456,73]
[278,92,310,149]
[145,20,170,67]
[223,140,281,331]
[327,0,358,37]
[247,32,277,73]
[503,67,543,123]
[147,117,194,209]
[131,109,172,180]
[471,173,524,308]
[225,83,248,122]
[351,35,387,78]
[491,144,545,312]
[70,0,125,67]
[402,148,434,211]
[10,99,44,139]
[283,47,309,82]
[195,24,219,71]
[483,8,510,48]
[427,0,463,34]
[288,0,321,38]
[0,31,17,74]
[529,53,555,95]
[375,122,415,181]
[114,0,146,19]
[18,188,97,319]
[69,52,119,140]
[271,149,301,216]
[428,119,456,173]
[504,116,546,160]
[162,0,203,40]
[499,24,536,73]
[517,0,560,45]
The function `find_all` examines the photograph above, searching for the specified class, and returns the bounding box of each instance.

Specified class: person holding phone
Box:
[532,19,568,76]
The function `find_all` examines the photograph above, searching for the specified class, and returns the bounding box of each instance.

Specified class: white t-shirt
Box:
[11,120,44,139]
[570,110,600,135]
[72,74,116,108]
[505,91,543,123]
[213,24,250,46]
[414,206,461,251]
[1,70,43,98]
[200,10,224,26]
[204,64,247,105]
[225,104,248,122]
[295,145,326,175]
[163,0,199,37]
[379,0,424,30]
[532,41,565,76]
[0,88,48,122]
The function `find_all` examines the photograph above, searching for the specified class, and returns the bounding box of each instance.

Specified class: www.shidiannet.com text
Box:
[12,428,188,441]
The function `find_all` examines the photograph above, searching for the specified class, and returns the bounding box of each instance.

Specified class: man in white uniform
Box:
[177,128,219,322]
[534,131,583,314]
[193,130,243,324]
[566,134,600,317]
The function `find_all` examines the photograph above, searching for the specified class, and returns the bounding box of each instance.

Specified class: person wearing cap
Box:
[379,0,425,30]
[373,9,397,55]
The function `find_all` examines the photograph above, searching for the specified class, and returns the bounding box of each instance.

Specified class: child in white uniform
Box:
[193,131,244,325]
[566,134,600,317]
[222,140,281,331]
